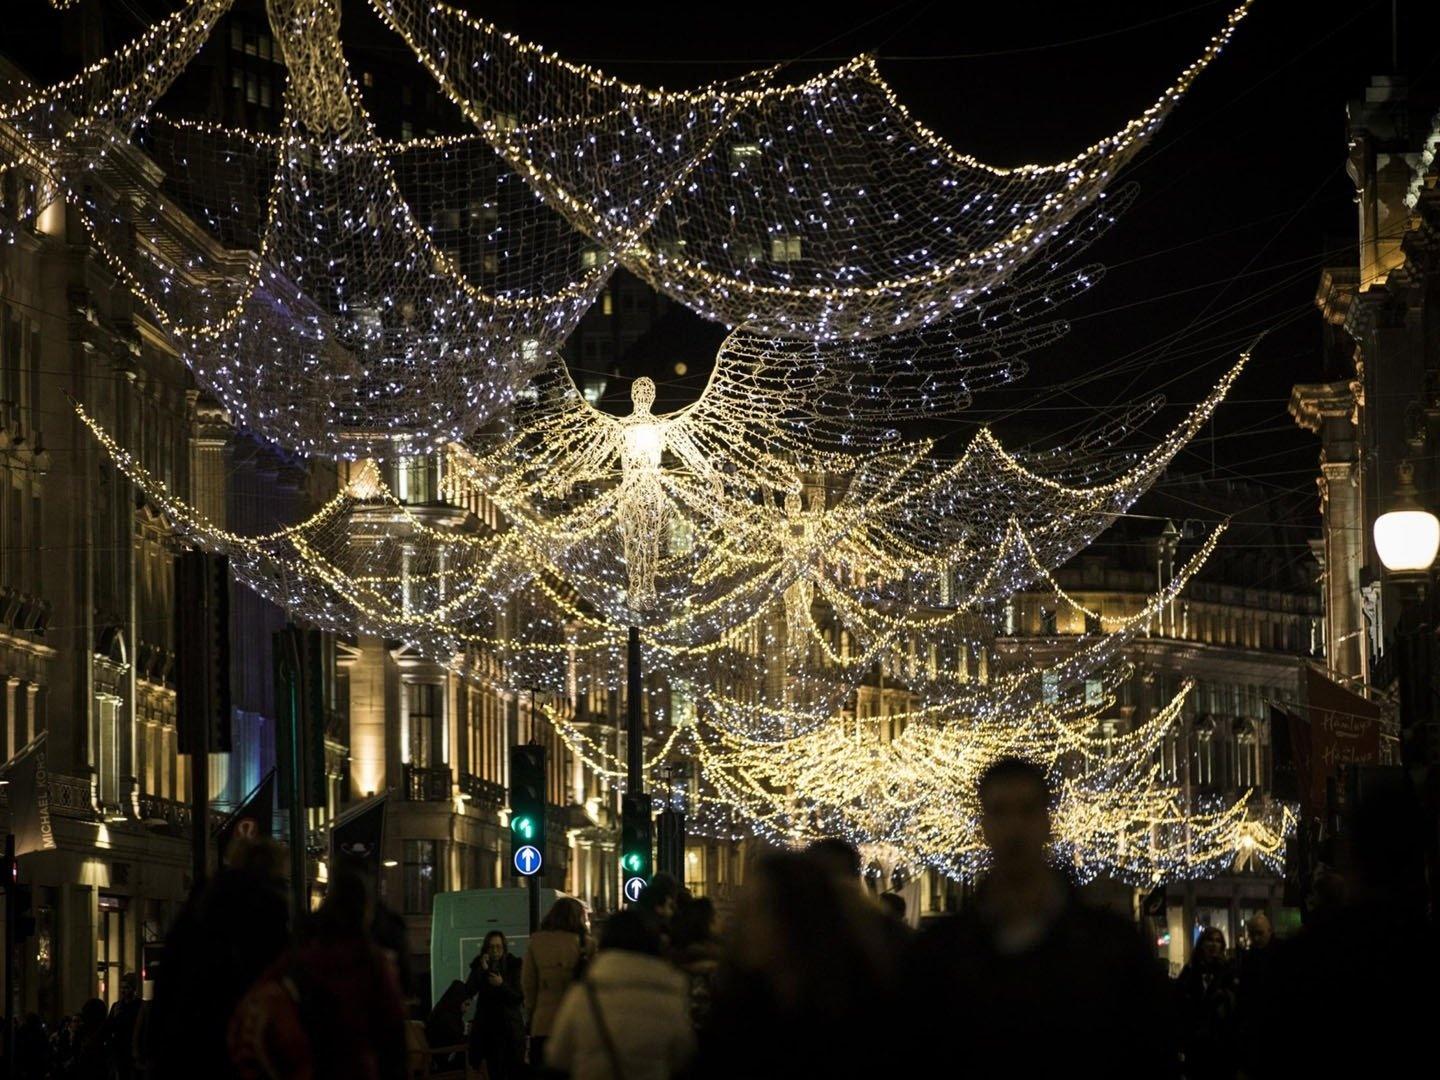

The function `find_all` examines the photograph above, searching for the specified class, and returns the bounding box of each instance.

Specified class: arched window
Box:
[1193,717,1216,787]
[1236,720,1260,788]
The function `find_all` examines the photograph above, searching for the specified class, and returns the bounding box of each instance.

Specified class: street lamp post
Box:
[1374,462,1440,578]
[1374,461,1440,915]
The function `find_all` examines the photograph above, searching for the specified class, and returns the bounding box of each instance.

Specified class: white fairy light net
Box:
[0,0,609,456]
[369,0,1252,338]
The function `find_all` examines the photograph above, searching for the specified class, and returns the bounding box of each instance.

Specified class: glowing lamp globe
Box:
[1374,510,1439,573]
[1374,463,1440,574]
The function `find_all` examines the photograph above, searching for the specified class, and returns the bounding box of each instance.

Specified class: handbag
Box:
[583,980,626,1080]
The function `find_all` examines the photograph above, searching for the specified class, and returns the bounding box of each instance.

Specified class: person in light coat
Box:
[546,910,695,1080]
[523,897,592,1065]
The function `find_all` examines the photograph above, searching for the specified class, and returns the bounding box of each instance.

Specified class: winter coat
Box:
[467,951,525,1069]
[670,941,720,1030]
[522,929,587,1037]
[546,950,695,1080]
[907,881,1178,1077]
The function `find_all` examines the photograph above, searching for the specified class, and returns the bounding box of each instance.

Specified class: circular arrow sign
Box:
[623,876,647,903]
[514,844,543,876]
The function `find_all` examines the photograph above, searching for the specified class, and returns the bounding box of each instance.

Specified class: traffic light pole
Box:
[4,832,13,1080]
[285,648,307,922]
[627,625,643,795]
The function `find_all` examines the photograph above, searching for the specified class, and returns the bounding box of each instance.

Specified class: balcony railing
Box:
[404,764,453,802]
[458,772,505,809]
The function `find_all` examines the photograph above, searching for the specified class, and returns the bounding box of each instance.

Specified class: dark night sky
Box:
[11,0,1440,549]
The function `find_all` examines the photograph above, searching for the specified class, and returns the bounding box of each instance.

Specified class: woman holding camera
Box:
[467,930,526,1079]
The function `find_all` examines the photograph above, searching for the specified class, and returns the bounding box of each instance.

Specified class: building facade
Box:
[1291,73,1440,782]
[0,1,726,1012]
[1000,477,1324,971]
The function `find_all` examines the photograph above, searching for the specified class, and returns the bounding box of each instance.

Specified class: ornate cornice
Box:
[1289,380,1357,434]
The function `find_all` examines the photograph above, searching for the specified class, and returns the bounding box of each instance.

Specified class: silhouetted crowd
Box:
[6,754,1437,1078]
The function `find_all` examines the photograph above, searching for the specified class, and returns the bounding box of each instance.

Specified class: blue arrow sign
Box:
[623,876,646,903]
[514,844,543,876]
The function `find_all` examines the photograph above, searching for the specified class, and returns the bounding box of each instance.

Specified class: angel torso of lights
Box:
[616,377,671,609]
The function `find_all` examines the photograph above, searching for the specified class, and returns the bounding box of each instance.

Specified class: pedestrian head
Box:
[1245,911,1272,949]
[226,835,287,880]
[119,971,139,1001]
[878,892,907,922]
[726,852,894,1016]
[601,908,664,956]
[79,999,107,1030]
[481,930,508,963]
[540,896,588,937]
[805,837,862,882]
[978,757,1052,873]
[1196,926,1226,965]
[311,868,373,941]
[670,895,716,952]
[638,872,681,920]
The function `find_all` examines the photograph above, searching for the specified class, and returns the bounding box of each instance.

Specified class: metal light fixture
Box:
[1374,461,1440,574]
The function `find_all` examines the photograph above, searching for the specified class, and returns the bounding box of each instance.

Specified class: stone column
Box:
[1291,382,1366,684]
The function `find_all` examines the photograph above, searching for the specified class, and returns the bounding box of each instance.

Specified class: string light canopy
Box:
[530,532,1293,884]
[369,0,1252,339]
[1,0,610,456]
[27,0,1286,885]
[2,0,1238,454]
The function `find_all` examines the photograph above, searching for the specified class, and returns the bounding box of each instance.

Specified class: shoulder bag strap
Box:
[583,979,626,1080]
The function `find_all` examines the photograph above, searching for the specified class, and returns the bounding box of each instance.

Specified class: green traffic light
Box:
[513,815,535,840]
[621,851,645,873]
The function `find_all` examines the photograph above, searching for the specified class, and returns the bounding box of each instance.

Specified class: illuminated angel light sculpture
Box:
[615,378,684,608]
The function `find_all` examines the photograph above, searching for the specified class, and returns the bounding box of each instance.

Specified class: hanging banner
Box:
[1299,665,1383,816]
[2,732,56,855]
[330,793,388,897]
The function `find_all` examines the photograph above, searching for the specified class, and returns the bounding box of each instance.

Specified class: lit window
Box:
[602,291,613,316]
[771,236,802,263]
[362,71,375,88]
[729,143,761,169]
[1236,721,1260,787]
[403,840,438,914]
[1193,719,1216,786]
[407,683,445,768]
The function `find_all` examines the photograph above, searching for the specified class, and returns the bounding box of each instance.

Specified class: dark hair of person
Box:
[1198,926,1226,948]
[310,869,371,940]
[79,999,107,1028]
[878,892,907,921]
[639,872,681,910]
[669,895,716,952]
[481,930,508,955]
[601,909,664,956]
[977,756,1052,806]
[804,837,862,878]
[540,896,587,936]
[739,852,891,1014]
